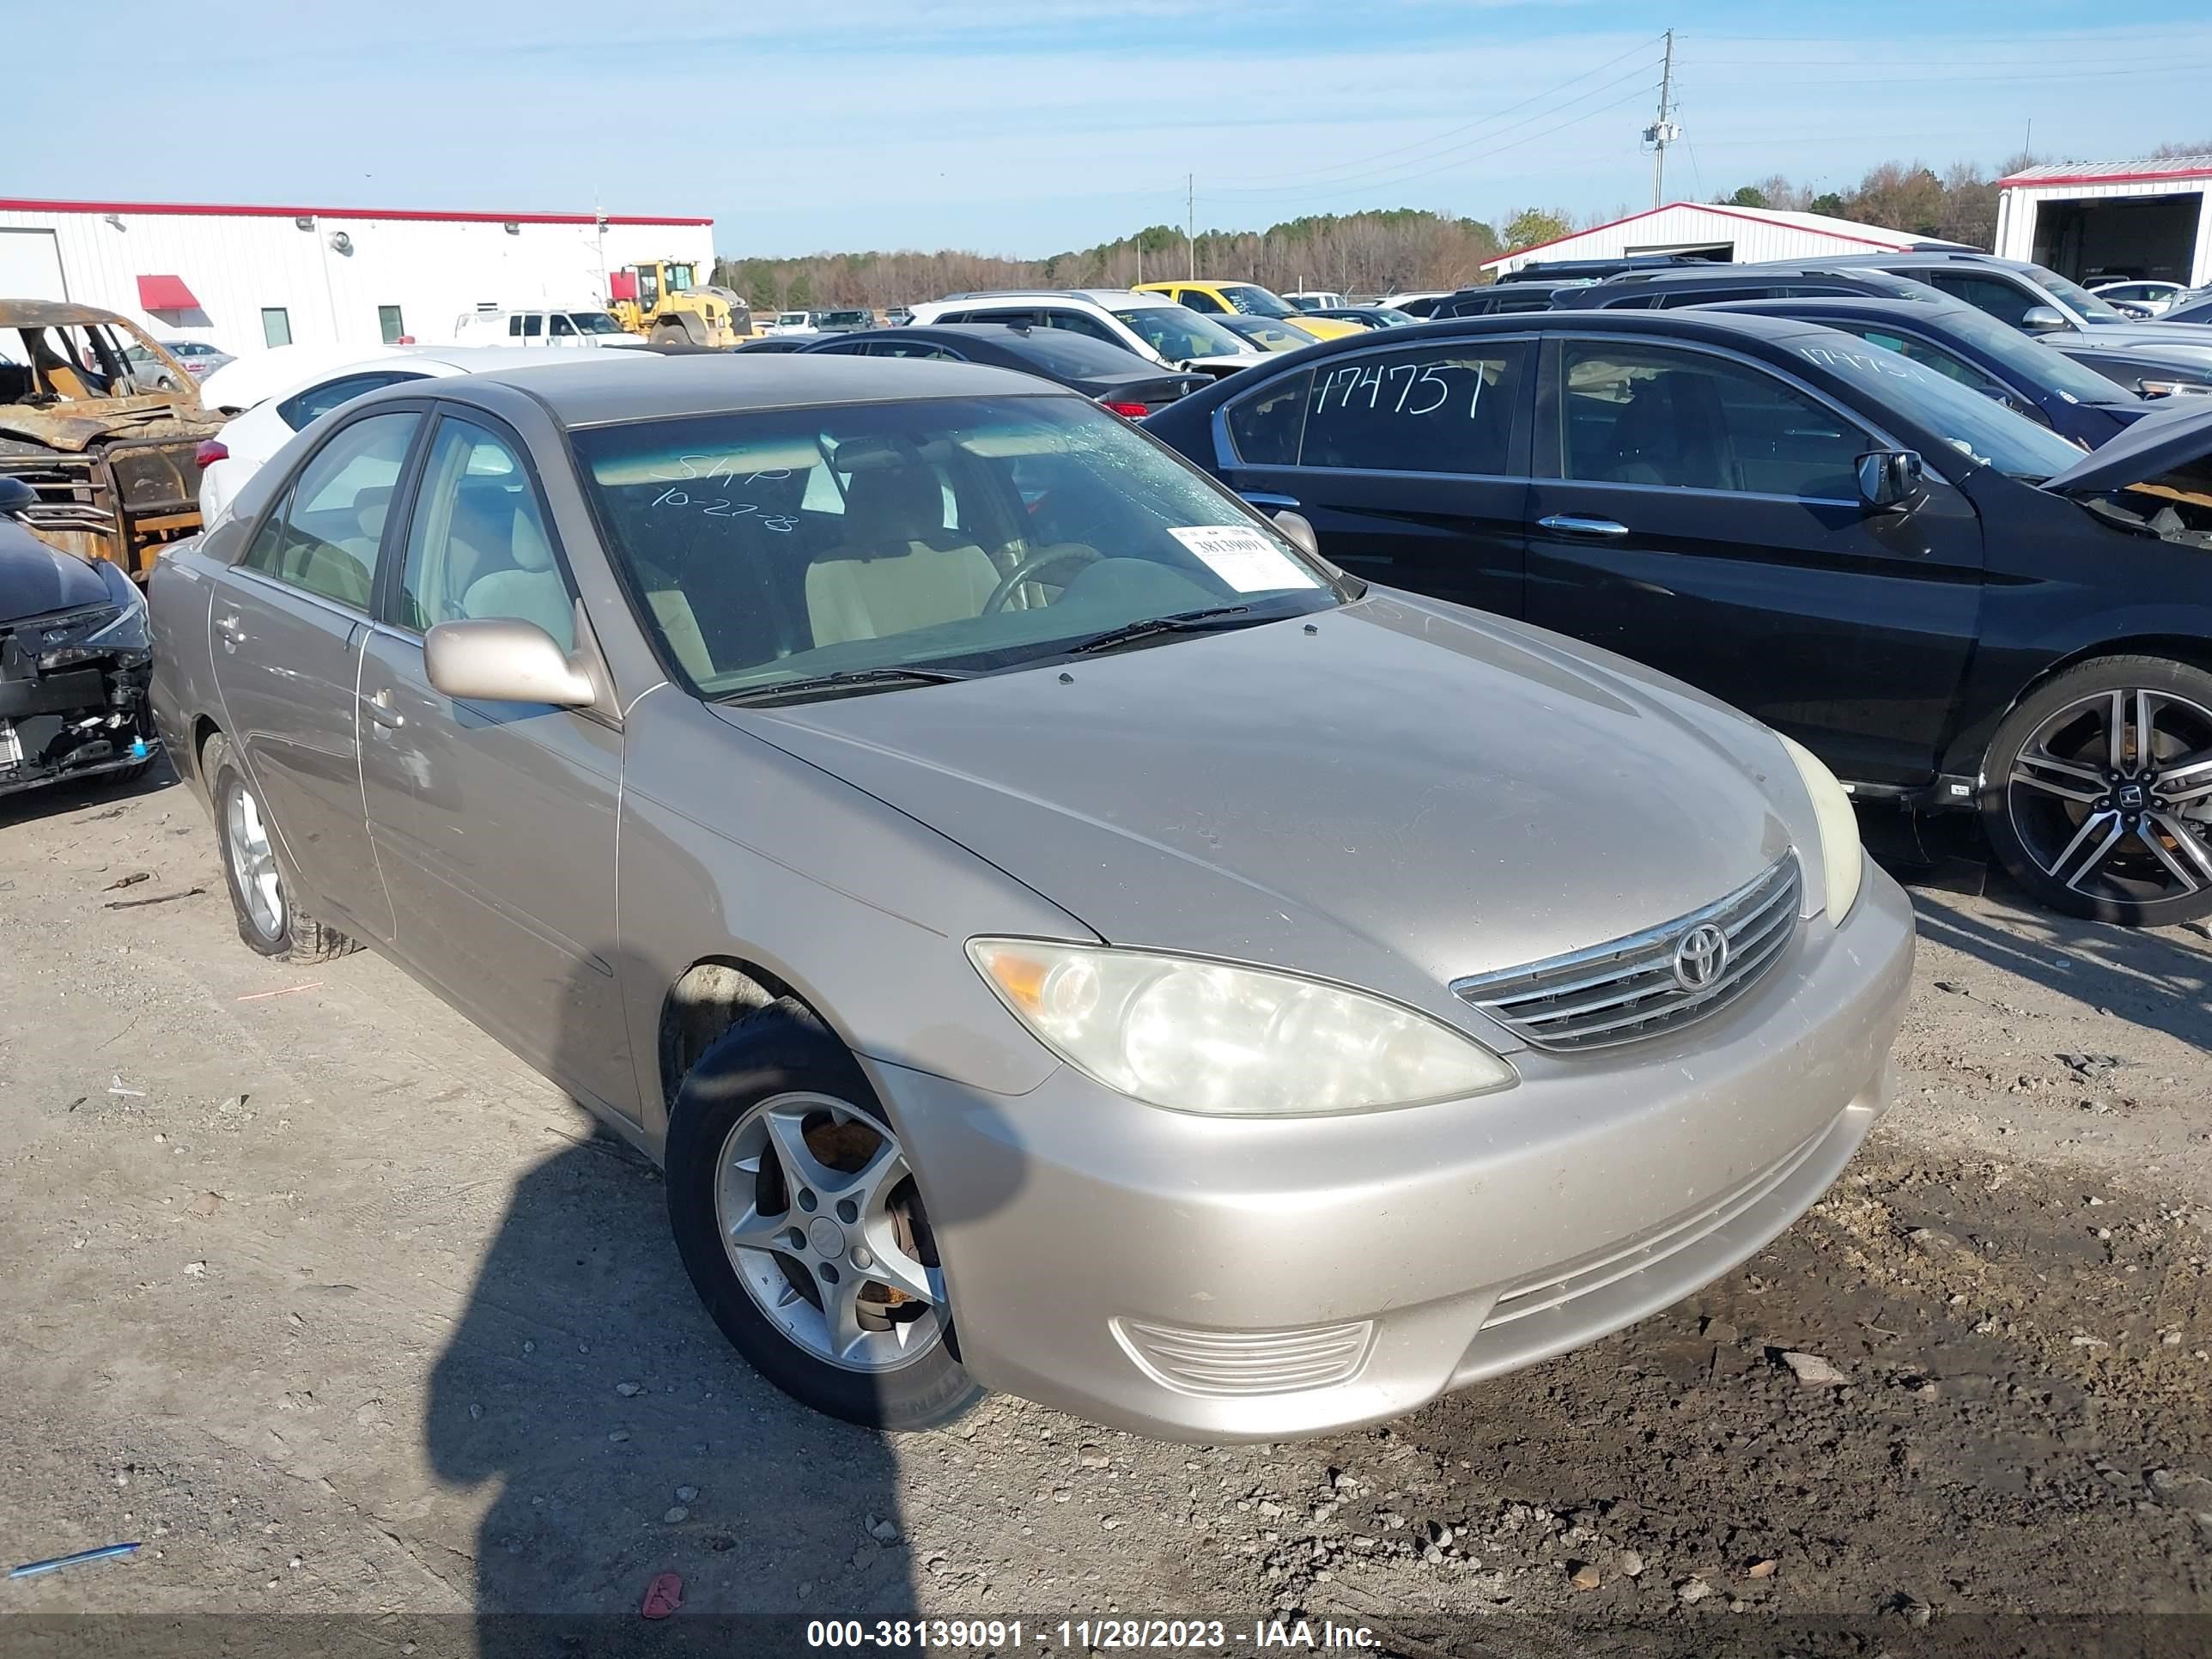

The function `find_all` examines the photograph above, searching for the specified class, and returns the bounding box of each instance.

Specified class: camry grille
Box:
[1451,855,1802,1051]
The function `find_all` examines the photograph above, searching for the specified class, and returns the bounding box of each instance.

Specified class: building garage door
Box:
[0,228,68,301]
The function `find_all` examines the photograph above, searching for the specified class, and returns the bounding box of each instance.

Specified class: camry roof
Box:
[474,349,1060,426]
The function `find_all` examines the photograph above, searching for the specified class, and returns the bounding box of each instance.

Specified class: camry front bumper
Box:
[871,860,1916,1442]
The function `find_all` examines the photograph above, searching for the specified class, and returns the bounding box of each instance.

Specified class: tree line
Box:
[712,143,2212,311]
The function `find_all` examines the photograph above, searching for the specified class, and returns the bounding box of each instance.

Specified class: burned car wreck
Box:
[0,300,218,580]
[0,480,156,799]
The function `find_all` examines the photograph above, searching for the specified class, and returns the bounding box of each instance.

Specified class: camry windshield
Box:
[1793,336,2086,481]
[1109,305,1251,361]
[572,395,1336,699]
[2030,264,2130,324]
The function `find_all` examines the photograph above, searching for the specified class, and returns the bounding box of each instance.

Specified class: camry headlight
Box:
[1778,733,1863,922]
[969,939,1515,1116]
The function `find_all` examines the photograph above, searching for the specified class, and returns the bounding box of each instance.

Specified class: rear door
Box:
[1524,333,1984,786]
[355,410,635,1114]
[209,407,423,942]
[1206,336,1535,616]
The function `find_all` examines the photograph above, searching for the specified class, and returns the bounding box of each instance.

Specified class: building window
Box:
[262,307,292,348]
[378,305,404,344]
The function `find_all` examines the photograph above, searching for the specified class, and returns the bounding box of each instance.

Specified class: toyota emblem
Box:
[1673,923,1729,992]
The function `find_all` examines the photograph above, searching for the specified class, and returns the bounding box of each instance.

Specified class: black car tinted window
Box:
[1226,343,1527,474]
[277,370,424,431]
[1037,310,1122,347]
[241,411,419,609]
[1919,270,2038,327]
[1560,343,1864,500]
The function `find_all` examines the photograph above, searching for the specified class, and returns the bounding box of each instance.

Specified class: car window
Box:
[1178,289,1227,314]
[570,395,1334,696]
[1037,309,1121,347]
[240,411,419,610]
[1561,343,1867,499]
[1917,270,2038,327]
[996,327,1152,375]
[1226,343,1528,475]
[550,314,576,337]
[396,417,573,651]
[277,370,428,431]
[1843,327,1997,392]
[874,340,966,360]
[1107,305,1251,362]
[1790,337,2085,480]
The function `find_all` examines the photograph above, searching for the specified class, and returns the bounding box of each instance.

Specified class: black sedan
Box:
[802,324,1206,416]
[1143,309,2212,925]
[1703,296,2153,448]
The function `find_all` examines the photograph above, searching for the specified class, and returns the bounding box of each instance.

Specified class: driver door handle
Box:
[1239,492,1302,510]
[1538,514,1631,538]
[363,686,404,729]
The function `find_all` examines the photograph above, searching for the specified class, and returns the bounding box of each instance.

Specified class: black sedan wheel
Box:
[1984,657,2212,927]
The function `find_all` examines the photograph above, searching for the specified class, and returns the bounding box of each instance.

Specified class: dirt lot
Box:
[3,767,2210,1655]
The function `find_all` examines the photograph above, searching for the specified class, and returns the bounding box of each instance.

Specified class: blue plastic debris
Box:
[9,1542,141,1579]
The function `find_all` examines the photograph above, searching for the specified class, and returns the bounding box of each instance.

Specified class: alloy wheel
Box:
[224,785,286,941]
[713,1092,945,1374]
[2006,687,2212,907]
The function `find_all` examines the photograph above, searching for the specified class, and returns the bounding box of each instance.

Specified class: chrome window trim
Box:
[1210,331,1541,472]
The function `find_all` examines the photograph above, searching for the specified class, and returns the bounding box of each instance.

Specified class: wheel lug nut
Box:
[852,1246,875,1270]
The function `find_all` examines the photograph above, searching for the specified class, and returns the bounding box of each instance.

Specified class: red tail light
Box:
[1099,400,1151,418]
[194,440,228,468]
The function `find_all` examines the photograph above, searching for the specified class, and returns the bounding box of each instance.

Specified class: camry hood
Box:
[2043,398,2212,495]
[717,595,1802,1014]
[0,521,112,621]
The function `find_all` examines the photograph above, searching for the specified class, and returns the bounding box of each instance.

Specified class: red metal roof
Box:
[1997,160,2212,189]
[0,196,709,227]
[136,274,199,310]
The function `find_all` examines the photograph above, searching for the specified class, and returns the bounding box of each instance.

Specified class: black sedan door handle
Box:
[1537,514,1631,538]
[1239,492,1302,511]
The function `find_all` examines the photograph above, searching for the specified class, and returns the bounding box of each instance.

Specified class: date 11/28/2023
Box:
[802,1618,1381,1650]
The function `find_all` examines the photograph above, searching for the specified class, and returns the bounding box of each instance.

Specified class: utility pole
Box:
[1644,29,1679,210]
[1188,174,1197,279]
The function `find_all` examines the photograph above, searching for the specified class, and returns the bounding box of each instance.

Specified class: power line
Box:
[1206,32,1665,191]
[1211,58,1663,199]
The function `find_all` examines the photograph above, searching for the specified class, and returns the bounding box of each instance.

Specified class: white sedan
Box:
[2087,280,2191,317]
[195,347,635,526]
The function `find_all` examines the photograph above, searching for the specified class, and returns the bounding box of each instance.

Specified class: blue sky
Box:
[32,1,2212,257]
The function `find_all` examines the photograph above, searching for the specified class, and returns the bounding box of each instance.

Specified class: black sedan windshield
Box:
[1793,335,2087,481]
[573,396,1334,697]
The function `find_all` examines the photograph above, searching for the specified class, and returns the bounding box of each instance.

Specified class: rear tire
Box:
[1979,654,2212,927]
[665,998,983,1432]
[205,733,361,962]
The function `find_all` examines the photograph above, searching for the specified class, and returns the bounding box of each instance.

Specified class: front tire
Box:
[1980,654,2212,927]
[206,733,361,962]
[665,999,983,1432]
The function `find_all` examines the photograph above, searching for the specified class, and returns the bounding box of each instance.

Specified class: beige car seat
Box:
[804,465,1000,647]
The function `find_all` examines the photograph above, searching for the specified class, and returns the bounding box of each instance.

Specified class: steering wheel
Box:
[980,544,1103,616]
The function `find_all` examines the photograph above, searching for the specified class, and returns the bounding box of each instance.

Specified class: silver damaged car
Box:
[149,354,1915,1440]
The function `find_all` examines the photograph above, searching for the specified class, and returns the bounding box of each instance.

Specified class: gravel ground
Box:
[2,768,2209,1655]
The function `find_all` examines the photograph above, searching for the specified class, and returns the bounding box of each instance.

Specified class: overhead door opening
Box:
[0,228,67,301]
[2033,192,2203,283]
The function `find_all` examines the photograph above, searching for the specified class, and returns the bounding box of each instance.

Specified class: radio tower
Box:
[1644,30,1680,210]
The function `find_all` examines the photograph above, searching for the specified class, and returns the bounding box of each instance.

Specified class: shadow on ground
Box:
[421,951,933,1653]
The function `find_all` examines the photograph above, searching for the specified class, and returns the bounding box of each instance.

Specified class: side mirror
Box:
[1856,449,1928,514]
[424,617,596,707]
[2019,305,2068,335]
[0,475,38,517]
[1272,509,1322,562]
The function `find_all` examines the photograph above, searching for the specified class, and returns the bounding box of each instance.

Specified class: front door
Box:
[356,411,635,1118]
[1208,337,1534,617]
[209,408,422,942]
[1525,336,1984,787]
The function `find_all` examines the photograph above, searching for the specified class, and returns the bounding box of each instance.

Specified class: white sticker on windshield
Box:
[1168,525,1322,592]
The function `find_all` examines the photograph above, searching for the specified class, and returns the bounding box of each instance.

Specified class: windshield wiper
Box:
[1066,605,1260,656]
[719,665,976,705]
